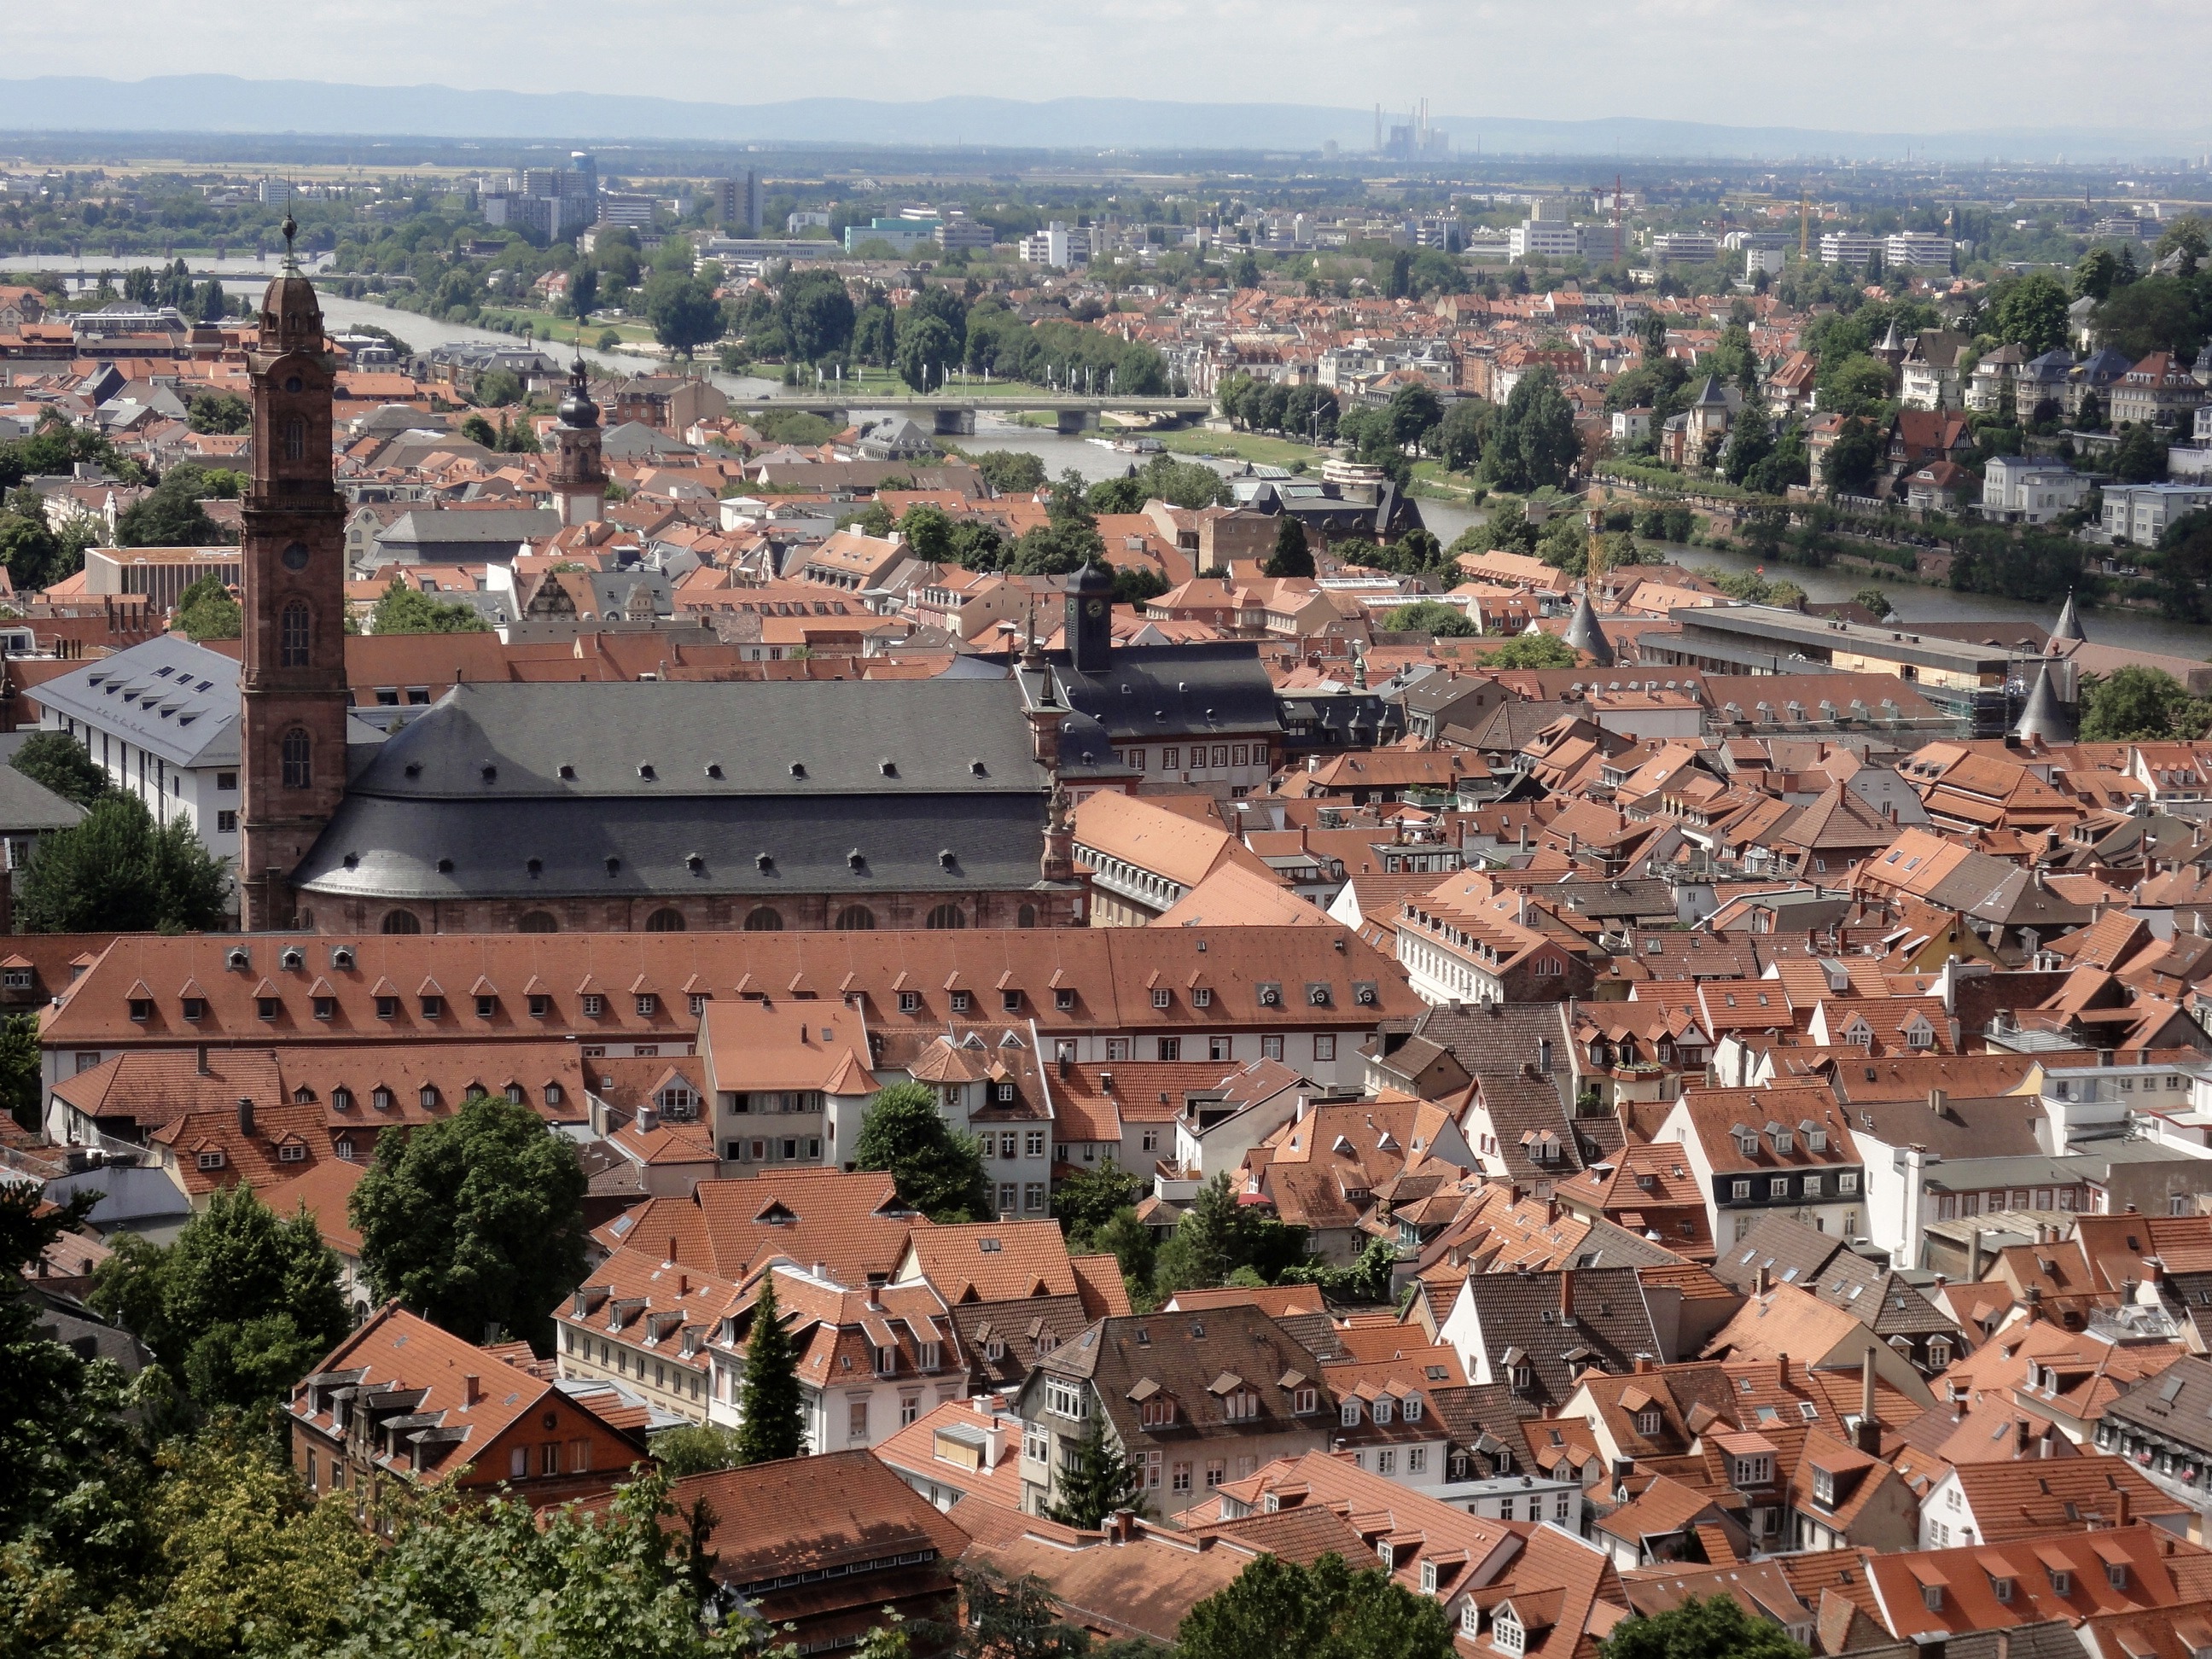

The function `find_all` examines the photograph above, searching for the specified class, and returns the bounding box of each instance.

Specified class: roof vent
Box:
[527,858,543,876]
[940,849,957,869]
[404,762,421,778]
[330,946,355,970]
[847,848,865,869]
[686,853,704,874]
[789,761,806,778]
[436,858,454,874]
[480,763,497,783]
[969,758,987,776]
[756,852,774,870]
[1178,681,1190,692]
[279,946,304,970]
[604,856,621,875]
[341,853,359,870]
[557,764,576,781]
[880,760,897,777]
[705,763,724,779]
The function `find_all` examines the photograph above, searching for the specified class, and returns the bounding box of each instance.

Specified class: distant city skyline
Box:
[4,1,2211,143]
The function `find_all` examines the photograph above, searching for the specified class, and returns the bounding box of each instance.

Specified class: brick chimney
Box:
[1855,1348,1882,1455]
[1777,1352,1790,1388]
[1560,1268,1576,1324]
[1755,1264,1772,1295]
[463,1373,481,1406]
[236,1096,255,1137]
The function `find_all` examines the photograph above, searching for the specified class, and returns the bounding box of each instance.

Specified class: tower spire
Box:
[1563,582,1614,667]
[2050,589,2086,647]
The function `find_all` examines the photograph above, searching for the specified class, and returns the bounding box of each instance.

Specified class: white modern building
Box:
[2103,481,2212,544]
[1020,222,1091,269]
[1980,455,2090,525]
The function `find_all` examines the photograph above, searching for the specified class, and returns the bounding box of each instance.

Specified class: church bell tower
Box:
[238,218,350,932]
[549,350,605,527]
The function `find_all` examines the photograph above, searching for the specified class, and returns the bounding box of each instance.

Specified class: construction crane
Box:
[1799,189,1811,260]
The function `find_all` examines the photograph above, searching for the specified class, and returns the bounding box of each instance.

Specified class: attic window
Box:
[1055,989,1074,1010]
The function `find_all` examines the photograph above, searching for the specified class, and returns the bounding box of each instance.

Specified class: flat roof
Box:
[1671,604,2023,674]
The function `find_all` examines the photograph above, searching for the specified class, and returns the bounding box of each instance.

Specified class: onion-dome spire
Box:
[1563,582,1614,667]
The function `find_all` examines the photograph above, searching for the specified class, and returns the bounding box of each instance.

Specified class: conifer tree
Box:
[1045,1411,1146,1528]
[1264,510,1314,578]
[736,1272,804,1464]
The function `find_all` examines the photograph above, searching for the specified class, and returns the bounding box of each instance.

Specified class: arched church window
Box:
[739,907,780,932]
[646,907,689,933]
[517,911,558,934]
[381,910,422,935]
[280,602,311,667]
[925,904,968,930]
[280,727,311,789]
[834,905,876,931]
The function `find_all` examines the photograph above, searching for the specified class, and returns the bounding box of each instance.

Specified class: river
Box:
[958,422,2212,661]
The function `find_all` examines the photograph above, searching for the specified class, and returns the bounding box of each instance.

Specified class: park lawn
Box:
[478,306,658,345]
[1410,459,1483,497]
[1150,428,1323,469]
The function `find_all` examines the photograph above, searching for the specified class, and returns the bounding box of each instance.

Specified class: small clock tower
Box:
[548,351,605,527]
[1065,559,1115,674]
[238,219,350,931]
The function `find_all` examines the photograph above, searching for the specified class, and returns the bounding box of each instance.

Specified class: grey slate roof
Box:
[31,635,240,768]
[374,508,562,561]
[1017,642,1283,746]
[0,764,84,835]
[293,677,1057,902]
[1456,1266,1660,1411]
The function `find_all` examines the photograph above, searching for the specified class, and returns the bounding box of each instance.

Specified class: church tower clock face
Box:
[1086,599,1105,617]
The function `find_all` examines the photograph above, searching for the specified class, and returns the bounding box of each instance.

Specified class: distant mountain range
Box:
[0,75,2203,161]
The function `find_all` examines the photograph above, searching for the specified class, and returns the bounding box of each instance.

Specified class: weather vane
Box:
[280,211,299,269]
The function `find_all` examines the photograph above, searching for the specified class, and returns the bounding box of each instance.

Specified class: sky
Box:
[5,0,2210,137]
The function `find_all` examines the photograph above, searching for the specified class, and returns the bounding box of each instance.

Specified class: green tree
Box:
[15,793,228,934]
[958,1564,1099,1659]
[971,450,1049,495]
[1385,383,1443,452]
[653,1422,747,1478]
[115,466,226,548]
[2112,422,2168,484]
[370,579,491,634]
[1094,1208,1156,1291]
[1179,1551,1455,1659]
[0,1010,38,1131]
[1053,1161,1144,1248]
[458,412,498,448]
[1264,512,1314,579]
[895,313,959,393]
[736,1272,804,1466]
[1480,633,1577,668]
[1481,370,1579,492]
[90,1183,352,1412]
[186,392,253,435]
[1044,1414,1146,1529]
[568,264,600,321]
[10,728,108,806]
[349,1092,588,1350]
[1720,420,1773,486]
[1823,418,1885,496]
[1853,586,1895,620]
[0,506,66,592]
[174,571,242,640]
[1383,600,1476,637]
[776,267,857,364]
[645,271,728,359]
[1989,272,2070,355]
[2097,275,2202,361]
[1600,1594,1809,1659]
[2154,509,2212,620]
[2075,246,2121,301]
[1436,399,1490,473]
[851,1080,991,1222]
[1279,1234,1400,1305]
[1154,1173,1308,1294]
[319,1470,765,1659]
[2079,666,2210,742]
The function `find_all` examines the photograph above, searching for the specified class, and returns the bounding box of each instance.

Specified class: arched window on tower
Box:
[283,416,306,462]
[280,601,311,667]
[280,727,311,789]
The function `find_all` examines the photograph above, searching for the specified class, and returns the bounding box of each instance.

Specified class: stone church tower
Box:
[549,352,605,527]
[238,222,350,931]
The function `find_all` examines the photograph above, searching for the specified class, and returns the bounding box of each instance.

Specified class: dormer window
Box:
[1403,1394,1423,1422]
[1733,1453,1773,1487]
[1342,1399,1362,1426]
[1140,1396,1176,1428]
[1372,1395,1394,1424]
[1636,1408,1662,1436]
[1421,1561,1438,1595]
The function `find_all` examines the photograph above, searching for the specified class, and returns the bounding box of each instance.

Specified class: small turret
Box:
[1563,583,1614,668]
[2050,589,2087,647]
[2013,658,2074,744]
